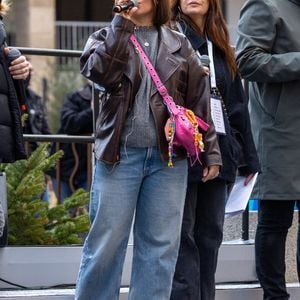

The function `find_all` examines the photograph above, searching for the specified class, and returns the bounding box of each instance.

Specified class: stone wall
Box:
[9,0,55,95]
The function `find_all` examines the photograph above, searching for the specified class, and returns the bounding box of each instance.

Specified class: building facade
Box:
[5,0,246,95]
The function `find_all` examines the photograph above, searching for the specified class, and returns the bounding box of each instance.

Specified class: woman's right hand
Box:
[114,1,138,20]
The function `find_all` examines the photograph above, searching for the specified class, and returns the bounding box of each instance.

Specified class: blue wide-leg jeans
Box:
[75,147,188,300]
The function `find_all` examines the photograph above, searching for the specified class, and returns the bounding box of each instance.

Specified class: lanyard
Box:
[176,20,216,87]
[206,38,217,89]
[206,38,226,135]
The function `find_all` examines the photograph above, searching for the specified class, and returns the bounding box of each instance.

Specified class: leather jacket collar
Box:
[125,24,184,98]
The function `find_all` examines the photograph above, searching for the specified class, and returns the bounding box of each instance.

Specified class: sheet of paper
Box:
[225,173,258,218]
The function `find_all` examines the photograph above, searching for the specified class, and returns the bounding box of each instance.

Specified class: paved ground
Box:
[224,211,298,282]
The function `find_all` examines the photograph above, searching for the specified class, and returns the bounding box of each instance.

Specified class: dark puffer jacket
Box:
[0,15,26,163]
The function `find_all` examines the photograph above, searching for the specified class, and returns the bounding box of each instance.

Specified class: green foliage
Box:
[0,143,90,245]
[21,113,28,127]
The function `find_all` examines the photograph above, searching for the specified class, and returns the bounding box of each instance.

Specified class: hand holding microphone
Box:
[5,47,28,111]
[113,0,138,13]
[199,54,210,68]
[199,54,210,76]
[5,47,29,80]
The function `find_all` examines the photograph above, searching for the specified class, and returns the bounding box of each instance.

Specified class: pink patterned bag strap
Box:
[130,34,180,115]
[130,34,209,131]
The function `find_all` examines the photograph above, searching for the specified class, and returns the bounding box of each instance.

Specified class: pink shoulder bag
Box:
[130,34,209,167]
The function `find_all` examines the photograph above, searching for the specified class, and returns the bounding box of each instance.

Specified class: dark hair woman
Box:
[170,0,260,299]
[74,0,222,299]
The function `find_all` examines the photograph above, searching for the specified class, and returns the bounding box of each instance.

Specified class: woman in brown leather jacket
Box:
[75,1,221,299]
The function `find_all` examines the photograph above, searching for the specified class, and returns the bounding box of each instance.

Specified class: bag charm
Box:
[166,108,207,167]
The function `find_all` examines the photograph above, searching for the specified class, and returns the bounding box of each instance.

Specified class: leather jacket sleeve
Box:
[80,15,134,92]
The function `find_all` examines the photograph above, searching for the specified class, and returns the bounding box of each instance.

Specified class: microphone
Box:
[199,54,210,68]
[6,48,27,112]
[113,0,138,13]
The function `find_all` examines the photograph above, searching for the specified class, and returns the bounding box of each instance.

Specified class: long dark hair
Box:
[152,0,171,26]
[172,0,237,78]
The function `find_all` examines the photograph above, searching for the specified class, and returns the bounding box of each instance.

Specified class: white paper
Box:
[210,97,226,135]
[225,173,258,218]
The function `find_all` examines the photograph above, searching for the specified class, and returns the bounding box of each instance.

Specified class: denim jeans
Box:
[171,178,227,300]
[75,147,188,300]
[255,200,300,300]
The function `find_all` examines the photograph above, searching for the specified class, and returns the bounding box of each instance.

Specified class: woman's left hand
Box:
[202,165,220,182]
[4,48,30,80]
[243,173,255,186]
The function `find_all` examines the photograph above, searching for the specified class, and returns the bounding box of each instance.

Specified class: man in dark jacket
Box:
[236,0,300,298]
[48,83,93,202]
[23,62,51,153]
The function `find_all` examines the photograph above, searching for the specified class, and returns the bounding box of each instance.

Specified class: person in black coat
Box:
[23,62,51,153]
[48,83,93,202]
[0,0,30,240]
[170,0,260,299]
[0,0,29,163]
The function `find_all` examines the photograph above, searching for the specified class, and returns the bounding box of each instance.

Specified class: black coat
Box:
[180,21,260,183]
[0,16,26,163]
[23,87,50,136]
[23,87,51,152]
[48,84,93,182]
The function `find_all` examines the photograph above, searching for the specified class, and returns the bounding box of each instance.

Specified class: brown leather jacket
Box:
[80,16,221,167]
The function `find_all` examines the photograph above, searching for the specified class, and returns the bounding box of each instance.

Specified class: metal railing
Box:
[55,21,110,65]
[17,47,97,204]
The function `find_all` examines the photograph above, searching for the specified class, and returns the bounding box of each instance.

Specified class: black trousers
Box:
[171,178,227,300]
[256,200,300,300]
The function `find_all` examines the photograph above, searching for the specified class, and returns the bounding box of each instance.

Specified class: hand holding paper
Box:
[225,173,258,218]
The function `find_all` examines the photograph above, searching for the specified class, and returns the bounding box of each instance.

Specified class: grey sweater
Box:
[121,26,159,147]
